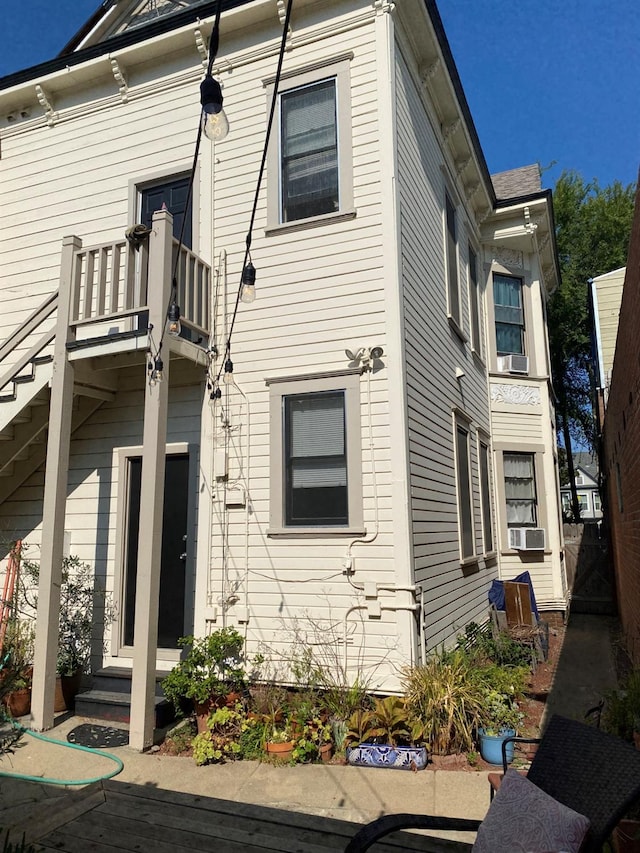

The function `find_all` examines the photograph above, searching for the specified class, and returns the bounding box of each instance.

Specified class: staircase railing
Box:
[0,293,58,393]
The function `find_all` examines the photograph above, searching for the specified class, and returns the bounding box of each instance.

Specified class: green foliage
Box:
[21,554,113,676]
[549,170,635,458]
[161,628,247,709]
[191,704,245,766]
[358,696,412,748]
[1,620,34,690]
[601,670,640,743]
[456,622,533,668]
[479,688,524,735]
[402,650,485,754]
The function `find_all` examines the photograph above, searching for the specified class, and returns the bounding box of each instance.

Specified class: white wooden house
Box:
[0,0,565,749]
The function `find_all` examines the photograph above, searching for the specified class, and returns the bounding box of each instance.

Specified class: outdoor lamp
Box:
[200,75,229,141]
[152,356,164,385]
[223,358,234,385]
[167,300,181,337]
[240,262,256,303]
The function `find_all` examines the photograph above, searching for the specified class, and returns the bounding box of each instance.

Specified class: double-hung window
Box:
[454,418,474,560]
[265,56,354,231]
[280,80,338,222]
[504,452,537,526]
[494,273,524,355]
[268,373,363,534]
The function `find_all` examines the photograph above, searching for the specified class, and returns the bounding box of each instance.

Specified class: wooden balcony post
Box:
[31,235,81,731]
[129,209,173,751]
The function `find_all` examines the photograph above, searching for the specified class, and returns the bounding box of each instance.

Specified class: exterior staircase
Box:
[75,667,175,727]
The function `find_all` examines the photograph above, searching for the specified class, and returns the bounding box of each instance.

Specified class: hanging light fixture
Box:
[200,75,229,141]
[167,300,182,337]
[223,358,234,385]
[240,261,256,303]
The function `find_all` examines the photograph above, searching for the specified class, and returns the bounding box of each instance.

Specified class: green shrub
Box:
[402,650,484,754]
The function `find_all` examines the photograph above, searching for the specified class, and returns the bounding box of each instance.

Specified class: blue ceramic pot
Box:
[478,728,516,765]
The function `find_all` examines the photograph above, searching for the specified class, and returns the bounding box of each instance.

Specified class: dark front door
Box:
[140,176,192,247]
[124,454,190,649]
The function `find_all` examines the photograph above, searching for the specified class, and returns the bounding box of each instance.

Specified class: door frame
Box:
[110,441,198,665]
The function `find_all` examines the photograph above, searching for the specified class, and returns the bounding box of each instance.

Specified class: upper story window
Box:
[494,273,524,355]
[280,80,338,223]
[265,56,355,234]
[445,193,460,326]
[268,372,363,535]
[468,245,481,355]
[504,452,537,527]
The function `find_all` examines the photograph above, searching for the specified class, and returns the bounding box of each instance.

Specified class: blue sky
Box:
[1,1,638,191]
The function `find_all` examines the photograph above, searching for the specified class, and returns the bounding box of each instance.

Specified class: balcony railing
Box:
[70,237,211,342]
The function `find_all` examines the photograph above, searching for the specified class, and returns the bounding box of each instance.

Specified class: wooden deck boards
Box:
[29,780,472,853]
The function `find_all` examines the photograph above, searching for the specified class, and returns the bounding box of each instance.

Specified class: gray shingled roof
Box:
[491,164,542,199]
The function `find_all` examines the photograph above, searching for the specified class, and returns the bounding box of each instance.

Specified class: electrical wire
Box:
[215,0,294,385]
[149,0,224,369]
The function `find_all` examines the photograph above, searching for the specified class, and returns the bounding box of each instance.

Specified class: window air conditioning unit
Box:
[498,354,529,375]
[509,527,546,551]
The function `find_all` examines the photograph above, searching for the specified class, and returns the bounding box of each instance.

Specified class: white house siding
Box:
[192,6,413,692]
[394,40,496,651]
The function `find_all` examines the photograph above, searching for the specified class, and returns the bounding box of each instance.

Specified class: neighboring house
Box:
[0,0,565,749]
[589,266,625,433]
[603,178,640,666]
[486,166,566,608]
[560,453,602,521]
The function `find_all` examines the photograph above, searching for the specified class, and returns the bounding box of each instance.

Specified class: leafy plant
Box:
[161,628,247,710]
[402,649,485,754]
[191,704,244,766]
[21,554,113,676]
[601,670,640,743]
[1,619,34,690]
[360,697,412,747]
[479,688,524,735]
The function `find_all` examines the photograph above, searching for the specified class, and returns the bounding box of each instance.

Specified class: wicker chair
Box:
[344,715,640,853]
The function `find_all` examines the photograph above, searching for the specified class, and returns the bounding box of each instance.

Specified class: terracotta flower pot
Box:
[266,740,294,761]
[319,743,333,762]
[4,687,31,718]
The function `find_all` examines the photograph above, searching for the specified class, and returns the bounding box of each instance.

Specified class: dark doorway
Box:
[123,454,190,649]
[140,176,192,248]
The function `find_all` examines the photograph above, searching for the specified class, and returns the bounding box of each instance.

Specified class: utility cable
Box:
[215,0,294,385]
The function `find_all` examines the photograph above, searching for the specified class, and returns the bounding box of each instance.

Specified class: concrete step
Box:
[75,667,174,726]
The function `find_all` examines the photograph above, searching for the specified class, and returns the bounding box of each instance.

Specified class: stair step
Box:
[32,355,53,366]
[13,373,35,385]
[75,688,174,727]
[0,464,14,478]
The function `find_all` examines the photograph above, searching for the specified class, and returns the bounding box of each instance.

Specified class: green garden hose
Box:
[0,721,123,786]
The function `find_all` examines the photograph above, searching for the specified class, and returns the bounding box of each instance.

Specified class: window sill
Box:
[460,556,480,575]
[265,208,356,237]
[268,526,366,538]
[448,315,468,343]
[471,349,485,369]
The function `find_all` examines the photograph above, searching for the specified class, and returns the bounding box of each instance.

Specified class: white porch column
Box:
[31,235,81,731]
[129,209,173,751]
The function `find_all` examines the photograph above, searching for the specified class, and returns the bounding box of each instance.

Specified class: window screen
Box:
[504,452,536,526]
[280,79,338,223]
[284,391,347,525]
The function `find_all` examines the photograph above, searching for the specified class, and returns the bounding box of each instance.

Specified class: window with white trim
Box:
[268,373,362,533]
[265,56,354,231]
[504,452,537,527]
[455,419,474,560]
[445,193,460,325]
[593,493,602,513]
[479,439,494,553]
[494,273,525,356]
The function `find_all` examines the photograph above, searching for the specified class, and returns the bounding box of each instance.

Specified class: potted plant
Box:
[477,688,524,764]
[248,681,295,760]
[345,696,429,770]
[1,619,34,718]
[161,628,247,732]
[21,555,113,711]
